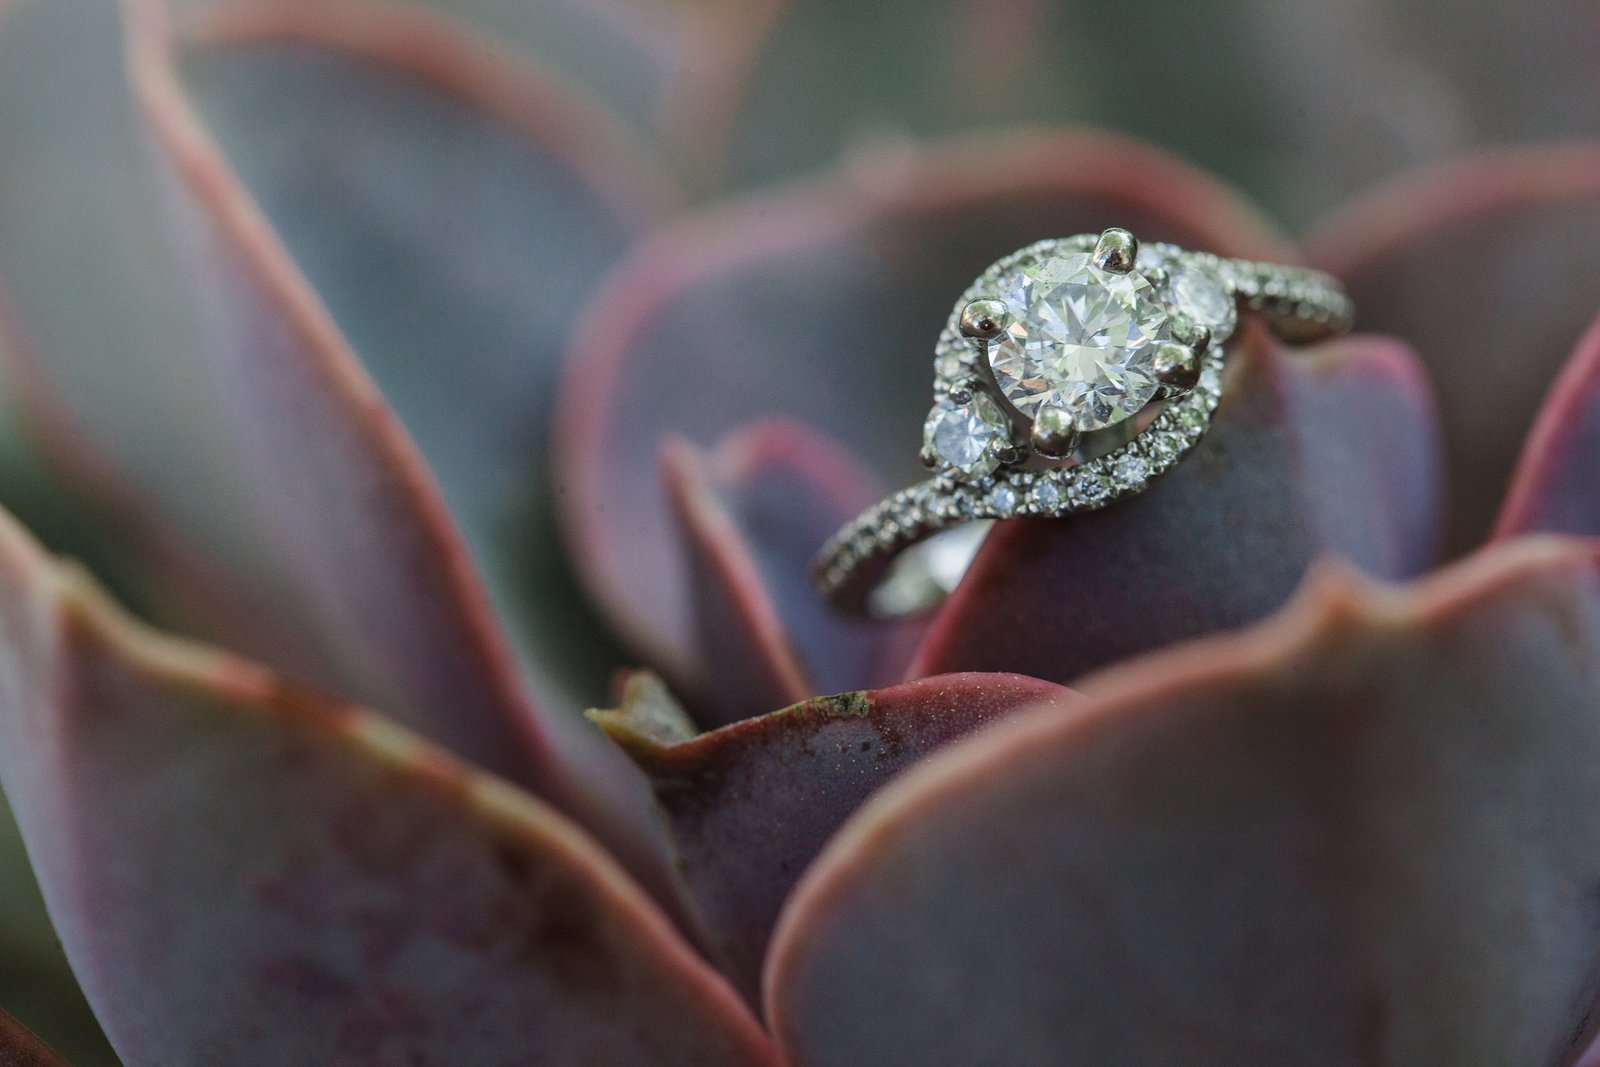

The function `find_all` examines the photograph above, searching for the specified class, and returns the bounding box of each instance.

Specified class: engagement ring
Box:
[813,227,1353,618]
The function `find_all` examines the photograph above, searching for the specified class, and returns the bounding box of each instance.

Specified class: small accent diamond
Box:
[924,391,1009,479]
[988,481,1020,516]
[1030,478,1064,513]
[1165,263,1237,343]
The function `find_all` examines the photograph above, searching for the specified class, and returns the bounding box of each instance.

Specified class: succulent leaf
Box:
[191,0,776,180]
[0,0,677,889]
[560,130,1293,684]
[0,507,777,1067]
[181,6,668,720]
[768,537,1600,1066]
[662,421,906,725]
[1497,309,1600,540]
[594,671,1077,1003]
[720,1,1600,220]
[1308,144,1600,556]
[911,328,1443,682]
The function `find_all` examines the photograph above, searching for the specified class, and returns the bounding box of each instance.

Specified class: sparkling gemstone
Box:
[1165,263,1237,342]
[1030,479,1064,512]
[924,392,1010,479]
[986,251,1172,433]
[1114,453,1151,487]
[988,482,1019,516]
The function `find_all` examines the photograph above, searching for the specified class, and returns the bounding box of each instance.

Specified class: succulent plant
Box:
[2,0,1600,1063]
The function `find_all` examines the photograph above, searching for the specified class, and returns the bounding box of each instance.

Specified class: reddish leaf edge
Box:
[188,0,678,226]
[661,433,813,710]
[1494,307,1600,539]
[0,507,776,1064]
[764,533,1600,1044]
[555,127,1300,683]
[1304,141,1600,277]
[118,0,674,887]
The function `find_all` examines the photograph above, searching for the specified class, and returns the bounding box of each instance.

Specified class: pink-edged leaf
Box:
[1307,144,1600,555]
[911,328,1441,683]
[0,510,777,1067]
[595,670,1076,1002]
[180,5,668,716]
[662,421,904,725]
[0,0,667,885]
[560,130,1295,682]
[0,1009,68,1067]
[180,0,758,163]
[1497,309,1600,539]
[768,536,1600,1067]
[724,1,1600,220]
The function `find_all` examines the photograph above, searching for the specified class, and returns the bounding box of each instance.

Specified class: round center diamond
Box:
[986,251,1173,431]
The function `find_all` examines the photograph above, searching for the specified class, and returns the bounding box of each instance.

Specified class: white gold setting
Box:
[814,229,1353,618]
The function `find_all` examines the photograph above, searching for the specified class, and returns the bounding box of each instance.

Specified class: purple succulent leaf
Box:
[1496,309,1600,540]
[911,328,1443,683]
[0,0,672,895]
[720,1,1600,220]
[179,0,751,159]
[1307,144,1600,556]
[767,536,1600,1067]
[661,420,911,725]
[0,1009,68,1067]
[593,670,1078,1004]
[560,130,1295,684]
[180,7,672,718]
[0,509,778,1067]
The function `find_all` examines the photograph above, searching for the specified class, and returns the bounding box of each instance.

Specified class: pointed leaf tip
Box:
[769,536,1600,1067]
[661,421,899,726]
[601,672,1079,1002]
[1497,308,1600,541]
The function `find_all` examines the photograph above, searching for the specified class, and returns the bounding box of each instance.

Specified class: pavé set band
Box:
[812,227,1353,618]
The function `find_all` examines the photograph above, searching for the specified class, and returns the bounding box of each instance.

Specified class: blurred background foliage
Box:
[1,0,1598,1061]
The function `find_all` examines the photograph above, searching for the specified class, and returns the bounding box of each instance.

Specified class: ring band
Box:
[812,229,1353,618]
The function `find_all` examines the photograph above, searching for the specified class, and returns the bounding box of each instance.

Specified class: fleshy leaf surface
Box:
[911,329,1442,682]
[0,508,777,1067]
[1308,145,1600,555]
[1497,309,1600,540]
[181,8,664,715]
[595,671,1076,1002]
[561,131,1294,680]
[0,0,668,882]
[662,421,900,725]
[178,0,728,152]
[769,537,1600,1067]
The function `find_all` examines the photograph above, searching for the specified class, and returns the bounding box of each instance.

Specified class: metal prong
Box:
[995,443,1026,467]
[958,299,1009,342]
[1030,408,1080,459]
[1172,318,1212,356]
[1092,228,1138,273]
[920,443,939,468]
[1151,340,1201,399]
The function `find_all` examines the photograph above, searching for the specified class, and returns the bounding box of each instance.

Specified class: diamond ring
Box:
[813,227,1353,618]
